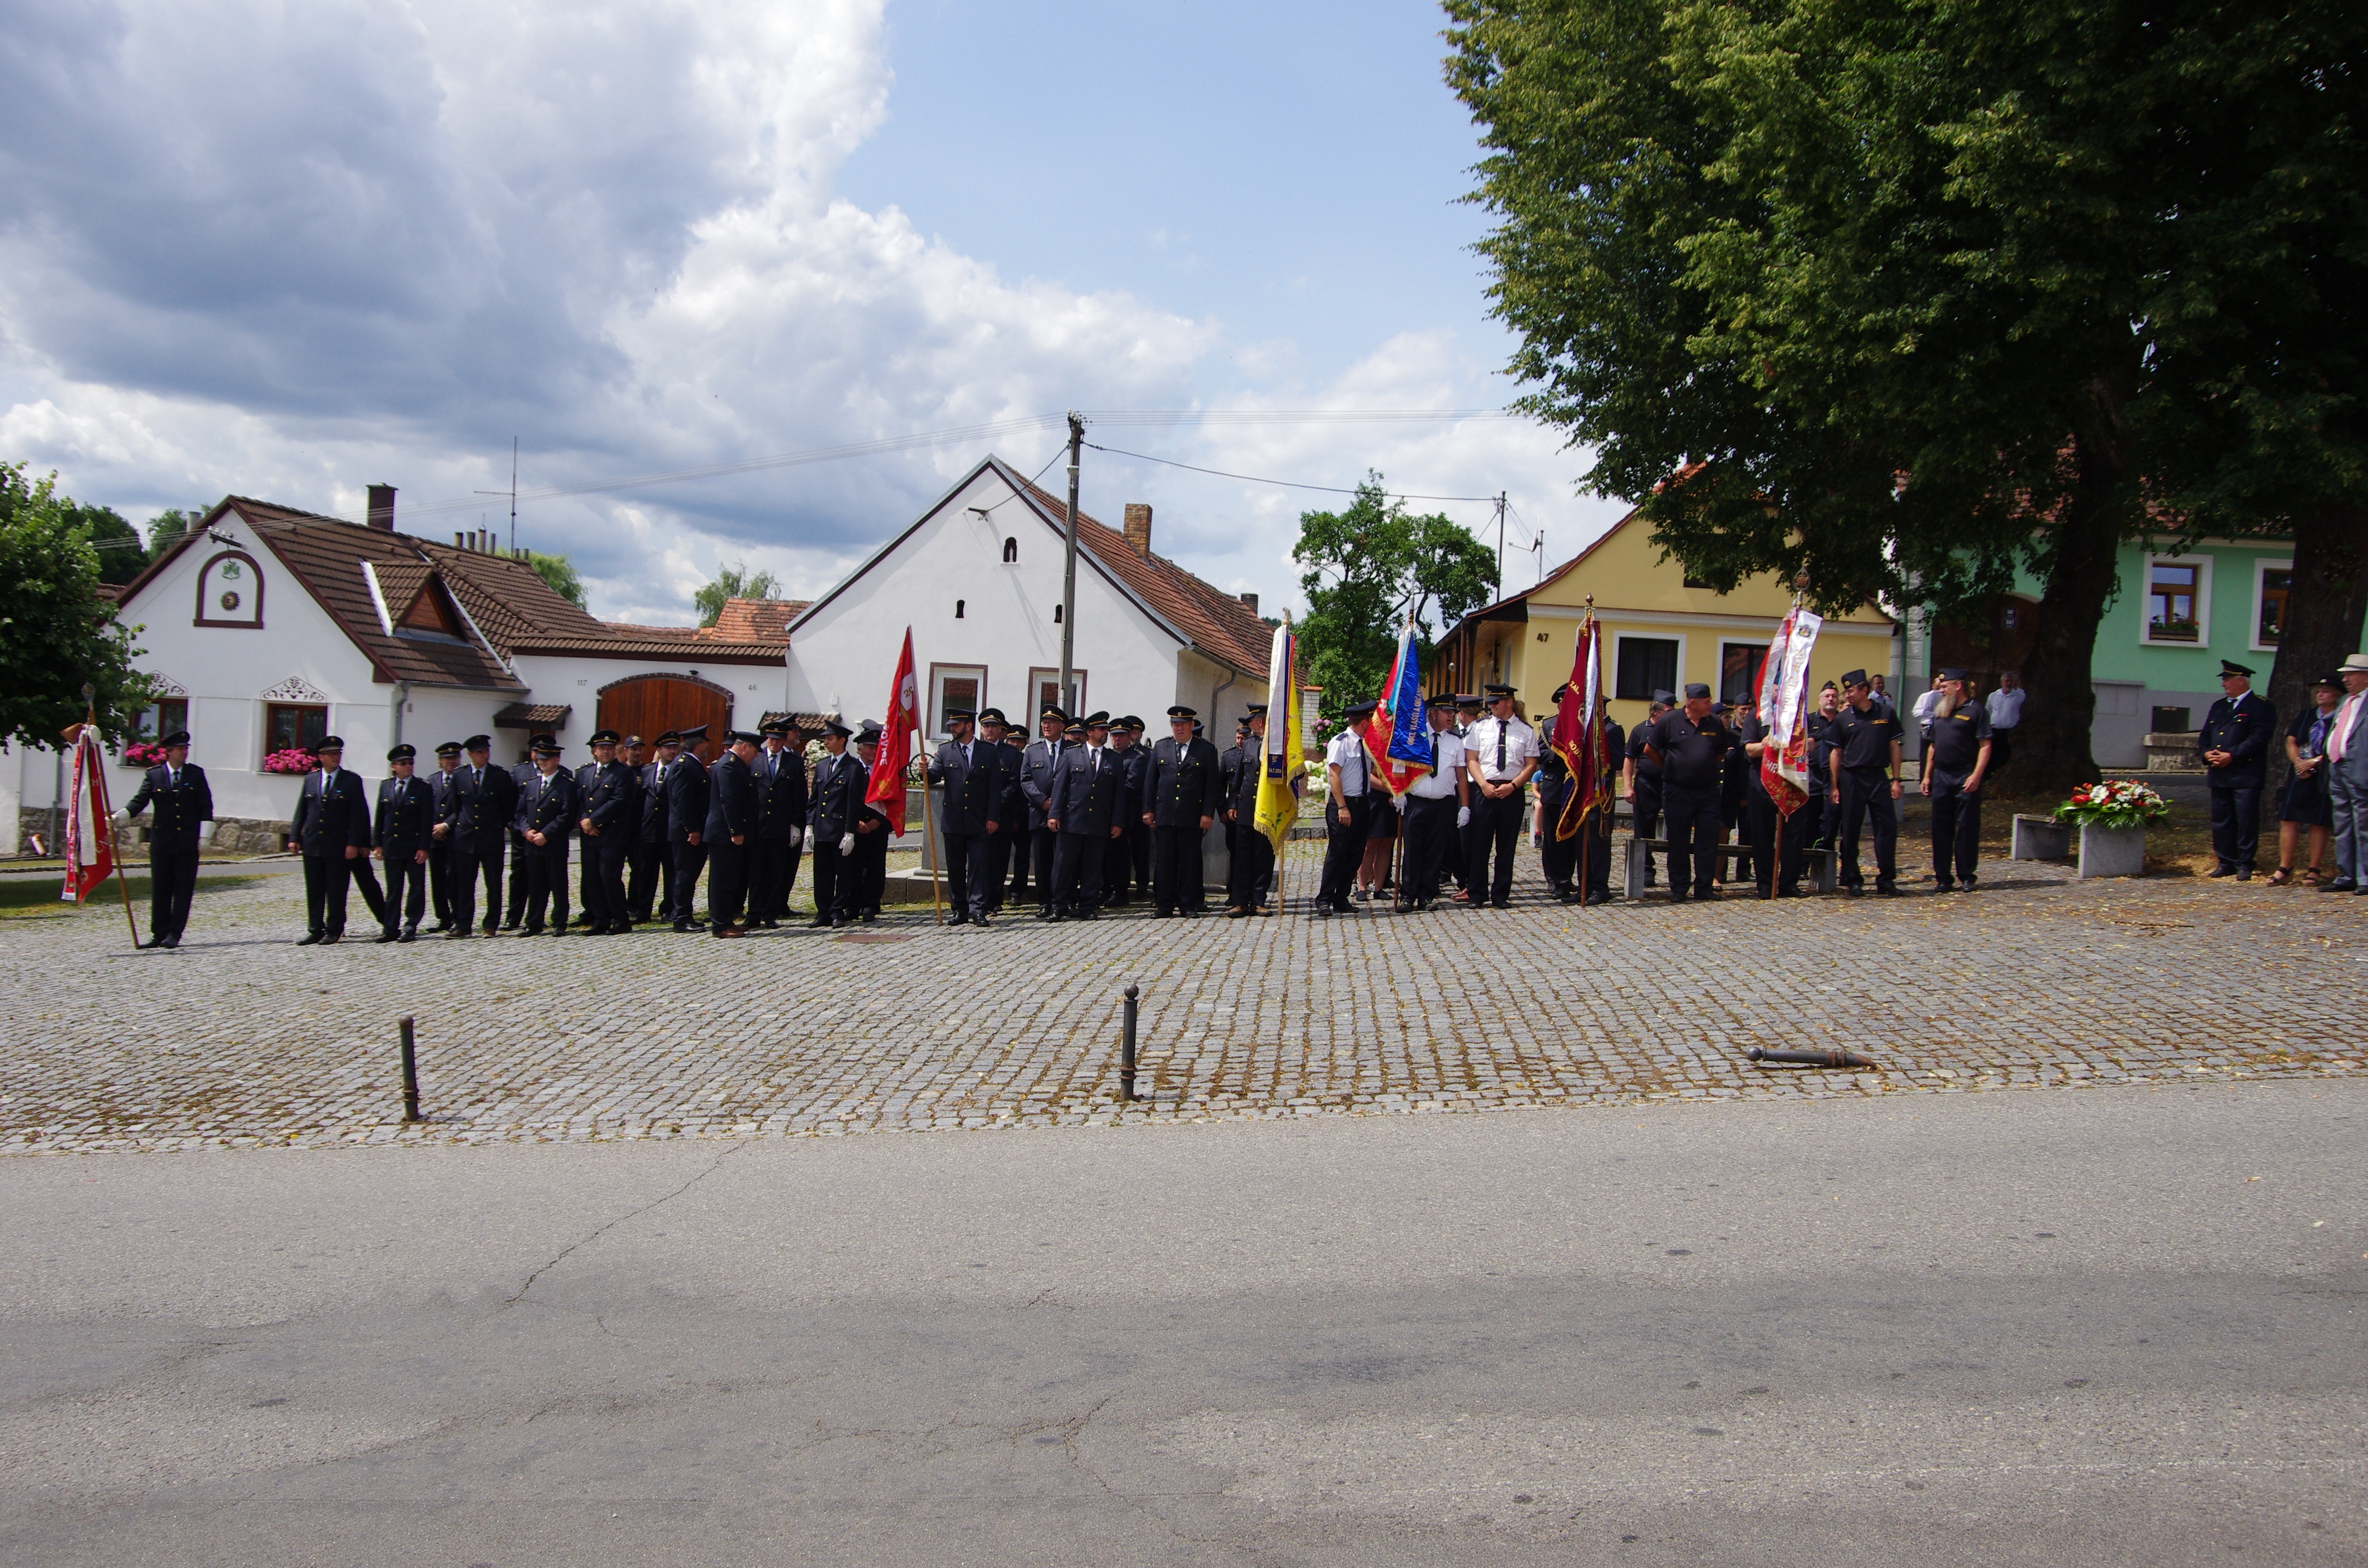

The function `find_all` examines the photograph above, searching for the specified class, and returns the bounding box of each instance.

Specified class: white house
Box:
[786,455,1279,878]
[9,490,793,850]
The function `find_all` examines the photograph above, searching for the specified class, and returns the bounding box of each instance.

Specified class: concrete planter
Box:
[2077,822,2147,879]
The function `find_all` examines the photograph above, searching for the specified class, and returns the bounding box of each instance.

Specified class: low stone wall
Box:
[14,808,285,858]
[2143,732,2203,772]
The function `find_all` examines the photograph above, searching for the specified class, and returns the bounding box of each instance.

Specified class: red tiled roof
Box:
[493,702,573,728]
[706,597,805,641]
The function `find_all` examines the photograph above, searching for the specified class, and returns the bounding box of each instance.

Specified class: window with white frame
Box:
[2142,553,2211,646]
[1613,635,1681,702]
[928,664,987,740]
[2252,558,2293,651]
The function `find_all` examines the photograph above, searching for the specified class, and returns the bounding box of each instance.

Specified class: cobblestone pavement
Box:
[3,840,2361,1154]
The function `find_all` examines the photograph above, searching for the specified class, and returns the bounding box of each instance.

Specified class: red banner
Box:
[865,626,919,836]
[1553,608,1612,839]
[61,723,115,903]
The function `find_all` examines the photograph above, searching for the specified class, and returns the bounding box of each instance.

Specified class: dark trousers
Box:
[1813,791,1837,850]
[521,850,568,931]
[577,841,602,923]
[1929,775,1983,884]
[1007,823,1035,903]
[1050,832,1107,914]
[506,833,532,925]
[627,843,667,923]
[810,841,844,922]
[1836,768,1899,887]
[669,841,708,924]
[303,852,351,935]
[1442,794,1469,891]
[1153,824,1207,911]
[1228,821,1274,909]
[942,829,980,917]
[451,845,504,931]
[837,829,888,920]
[2209,784,2263,870]
[707,842,749,928]
[586,839,632,927]
[427,840,456,928]
[1031,827,1061,912]
[349,855,387,926]
[1538,784,1577,893]
[1122,821,1153,900]
[1630,781,1663,884]
[964,830,999,917]
[1661,784,1722,898]
[1746,791,1809,894]
[147,847,199,939]
[983,827,1014,911]
[752,837,801,922]
[1317,795,1372,907]
[1399,795,1455,906]
[1463,789,1524,905]
[381,850,428,933]
[1585,808,1615,897]
[1989,729,2014,772]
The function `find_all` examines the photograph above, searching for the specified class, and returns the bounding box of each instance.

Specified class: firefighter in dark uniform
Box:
[662,724,712,931]
[976,709,1024,914]
[1536,689,1577,899]
[1826,670,1905,895]
[424,740,463,931]
[752,718,808,926]
[703,729,760,935]
[503,737,543,930]
[1806,683,1841,851]
[1445,694,1483,897]
[927,706,1002,924]
[512,736,577,934]
[370,743,434,940]
[123,727,211,948]
[1224,707,1276,916]
[992,717,1029,910]
[1018,706,1069,918]
[1639,685,1734,902]
[1736,704,1810,897]
[1107,717,1152,906]
[807,718,863,927]
[443,734,516,936]
[1622,692,1671,887]
[577,727,640,932]
[840,720,892,923]
[1144,704,1223,916]
[1047,713,1123,919]
[1720,702,1753,885]
[2199,658,2276,879]
[1557,702,1627,904]
[287,736,373,943]
[1920,668,1994,892]
[629,734,671,924]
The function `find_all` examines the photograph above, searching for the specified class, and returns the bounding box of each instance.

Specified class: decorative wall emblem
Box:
[195,549,265,628]
[148,675,189,698]
[260,675,329,702]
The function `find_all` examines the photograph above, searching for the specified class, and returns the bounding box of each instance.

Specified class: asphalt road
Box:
[2,1079,2361,1566]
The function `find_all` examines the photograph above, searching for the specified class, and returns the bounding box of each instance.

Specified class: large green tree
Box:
[55,502,148,586]
[1293,476,1497,723]
[693,560,782,627]
[0,464,156,746]
[528,551,587,608]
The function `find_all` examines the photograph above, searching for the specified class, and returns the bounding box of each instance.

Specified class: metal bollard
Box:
[1120,983,1139,1102]
[399,1015,422,1123]
[1747,1045,1874,1069]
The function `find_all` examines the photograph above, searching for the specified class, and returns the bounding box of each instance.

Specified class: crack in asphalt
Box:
[502,1140,749,1308]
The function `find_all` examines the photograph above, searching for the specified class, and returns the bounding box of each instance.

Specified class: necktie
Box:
[1496,723,1507,772]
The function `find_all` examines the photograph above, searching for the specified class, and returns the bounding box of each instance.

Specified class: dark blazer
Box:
[638,761,667,843]
[662,751,710,842]
[444,761,517,854]
[809,747,869,838]
[373,773,435,853]
[125,762,212,853]
[755,745,810,840]
[1143,735,1223,827]
[511,767,577,855]
[290,767,371,855]
[2199,691,2276,787]
[1107,741,1146,824]
[581,759,641,845]
[1019,738,1066,829]
[1048,745,1123,836]
[426,766,461,843]
[508,760,538,841]
[704,751,759,841]
[928,736,1005,835]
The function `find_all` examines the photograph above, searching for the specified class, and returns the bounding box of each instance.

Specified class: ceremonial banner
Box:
[1755,607,1823,811]
[866,626,920,835]
[1553,607,1613,840]
[1365,618,1429,797]
[1253,619,1304,852]
[60,723,115,904]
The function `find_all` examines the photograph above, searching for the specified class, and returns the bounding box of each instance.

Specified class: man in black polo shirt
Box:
[1622,691,1671,887]
[1640,683,1734,902]
[1920,667,1993,892]
[1826,670,1905,895]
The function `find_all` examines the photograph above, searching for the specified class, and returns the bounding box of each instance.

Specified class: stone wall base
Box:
[16,808,284,858]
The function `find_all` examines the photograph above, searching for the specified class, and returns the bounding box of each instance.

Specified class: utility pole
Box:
[1058,411,1083,715]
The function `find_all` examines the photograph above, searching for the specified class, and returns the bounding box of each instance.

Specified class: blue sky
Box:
[0,0,1627,622]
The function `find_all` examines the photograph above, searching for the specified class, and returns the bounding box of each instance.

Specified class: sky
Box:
[0,0,1631,624]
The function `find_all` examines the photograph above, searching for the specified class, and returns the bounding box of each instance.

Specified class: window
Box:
[2143,553,2210,645]
[137,698,188,740]
[954,599,965,619]
[1719,641,1766,706]
[1002,537,1018,564]
[2255,561,2293,649]
[264,703,328,762]
[1614,636,1679,702]
[928,665,986,740]
[1028,666,1083,720]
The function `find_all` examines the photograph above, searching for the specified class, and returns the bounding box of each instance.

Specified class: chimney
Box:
[1123,502,1153,557]
[366,483,396,531]
[1239,591,1259,615]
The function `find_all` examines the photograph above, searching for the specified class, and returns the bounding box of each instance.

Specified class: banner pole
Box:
[922,740,943,925]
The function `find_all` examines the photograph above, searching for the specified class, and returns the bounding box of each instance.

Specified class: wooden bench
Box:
[1624,837,1838,899]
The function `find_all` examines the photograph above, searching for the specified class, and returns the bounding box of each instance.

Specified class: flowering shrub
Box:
[2054,779,2170,830]
[261,748,317,775]
[120,741,169,768]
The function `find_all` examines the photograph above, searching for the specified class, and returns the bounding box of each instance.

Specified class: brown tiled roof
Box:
[1014,474,1273,675]
[493,702,573,728]
[706,597,806,641]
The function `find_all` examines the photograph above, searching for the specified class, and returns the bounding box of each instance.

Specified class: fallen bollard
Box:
[1747,1046,1875,1069]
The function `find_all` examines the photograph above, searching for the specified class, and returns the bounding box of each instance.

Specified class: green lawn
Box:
[0,873,264,921]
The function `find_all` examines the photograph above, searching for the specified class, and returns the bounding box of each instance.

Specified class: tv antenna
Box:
[475,437,518,553]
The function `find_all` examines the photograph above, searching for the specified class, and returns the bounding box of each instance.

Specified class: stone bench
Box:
[2010,814,2145,879]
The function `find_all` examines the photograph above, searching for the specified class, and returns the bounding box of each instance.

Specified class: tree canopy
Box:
[528,551,587,608]
[0,464,156,747]
[1293,477,1497,723]
[694,560,782,627]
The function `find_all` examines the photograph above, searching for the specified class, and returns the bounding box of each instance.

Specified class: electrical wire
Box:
[1083,441,1507,504]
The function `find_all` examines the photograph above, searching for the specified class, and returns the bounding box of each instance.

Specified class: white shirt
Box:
[1912,687,1942,723]
[1464,714,1538,782]
[1406,730,1466,799]
[2330,691,2367,762]
[1986,686,2025,728]
[1325,729,1370,796]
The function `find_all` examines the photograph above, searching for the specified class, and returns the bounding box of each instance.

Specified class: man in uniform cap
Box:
[1045,711,1123,919]
[928,707,1001,924]
[503,736,548,930]
[1825,671,1905,895]
[1398,694,1470,912]
[1224,704,1281,915]
[423,740,463,931]
[974,709,1024,914]
[288,736,373,943]
[1315,700,1382,914]
[662,724,713,931]
[442,735,516,936]
[1620,693,1672,889]
[1143,704,1223,916]
[806,717,863,925]
[2199,658,2276,880]
[1919,668,1993,892]
[569,734,610,925]
[1108,716,1153,906]
[1638,685,1737,902]
[839,721,892,922]
[752,718,808,926]
[370,743,434,940]
[1461,685,1538,908]
[1218,717,1251,909]
[123,728,212,948]
[702,730,761,934]
[1018,706,1070,918]
[629,733,676,925]
[512,736,577,933]
[577,728,641,931]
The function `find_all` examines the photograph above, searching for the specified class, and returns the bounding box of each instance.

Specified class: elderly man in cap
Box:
[2198,659,2276,880]
[2323,653,2368,892]
[1144,704,1223,917]
[575,729,640,933]
[928,705,1001,925]
[442,734,516,936]
[512,736,576,934]
[1019,705,1070,917]
[1825,670,1905,895]
[1638,684,1735,902]
[752,718,808,927]
[288,736,373,943]
[423,740,464,931]
[807,717,863,926]
[123,727,212,948]
[370,743,435,941]
[1045,712,1123,919]
[1461,685,1539,909]
[1918,668,1993,892]
[702,729,761,936]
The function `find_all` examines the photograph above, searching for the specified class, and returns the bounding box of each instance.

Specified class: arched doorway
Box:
[597,675,731,762]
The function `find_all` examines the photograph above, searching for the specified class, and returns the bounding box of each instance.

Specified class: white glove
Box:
[1457,806,1472,829]
[788,826,802,848]
[839,833,855,856]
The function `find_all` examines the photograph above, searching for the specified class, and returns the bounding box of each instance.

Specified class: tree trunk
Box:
[2002,395,2132,800]
[2261,503,2368,820]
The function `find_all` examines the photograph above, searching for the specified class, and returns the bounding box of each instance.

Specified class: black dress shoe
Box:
[809,915,833,929]
[297,932,323,945]
[160,933,182,948]
[139,936,162,949]
[2327,877,2358,892]
[321,931,343,944]
[374,931,399,943]
[949,911,970,926]
[398,930,417,943]
[1875,883,1905,897]
[1935,880,1956,894]
[445,928,471,939]
[2236,866,2253,882]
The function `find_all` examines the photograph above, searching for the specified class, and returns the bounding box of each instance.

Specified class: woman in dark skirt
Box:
[1356,791,1400,900]
[2271,674,2343,885]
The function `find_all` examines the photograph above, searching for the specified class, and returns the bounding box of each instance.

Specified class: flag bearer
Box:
[123,728,212,949]
[1536,686,1578,900]
[1920,668,1994,892]
[1462,685,1538,908]
[1582,707,1627,904]
[1397,694,1468,913]
[1225,707,1278,916]
[840,720,892,923]
[1316,700,1380,914]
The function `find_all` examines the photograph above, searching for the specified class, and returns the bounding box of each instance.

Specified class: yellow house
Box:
[1428,501,1898,731]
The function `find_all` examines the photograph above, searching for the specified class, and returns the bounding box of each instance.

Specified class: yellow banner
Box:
[1253,619,1304,851]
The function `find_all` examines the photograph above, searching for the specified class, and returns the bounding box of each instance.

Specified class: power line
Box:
[1084,441,1507,504]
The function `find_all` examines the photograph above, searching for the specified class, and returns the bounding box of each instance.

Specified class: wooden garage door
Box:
[597,676,729,763]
